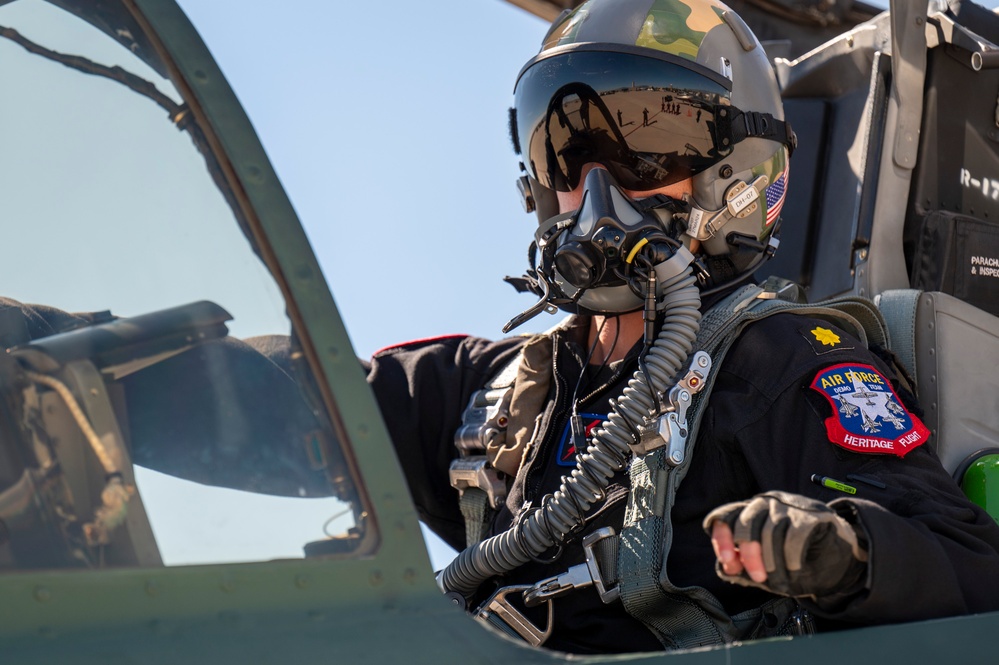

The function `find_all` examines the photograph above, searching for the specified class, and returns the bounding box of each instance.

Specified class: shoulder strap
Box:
[617,281,888,648]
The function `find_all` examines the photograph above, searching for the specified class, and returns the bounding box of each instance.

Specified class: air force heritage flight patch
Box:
[810,363,930,457]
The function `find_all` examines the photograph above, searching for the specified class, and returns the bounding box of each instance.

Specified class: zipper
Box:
[577,360,631,408]
[522,332,636,504]
[523,332,571,502]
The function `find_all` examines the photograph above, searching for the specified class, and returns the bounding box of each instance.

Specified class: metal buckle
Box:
[451,382,512,509]
[454,386,511,453]
[583,528,620,604]
[629,351,712,458]
[486,530,620,645]
[522,527,621,608]
[475,584,553,647]
[448,456,507,508]
[523,563,592,607]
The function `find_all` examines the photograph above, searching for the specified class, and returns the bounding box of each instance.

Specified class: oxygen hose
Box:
[440,265,702,598]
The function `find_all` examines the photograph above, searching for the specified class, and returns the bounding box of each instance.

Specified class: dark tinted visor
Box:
[515,49,732,192]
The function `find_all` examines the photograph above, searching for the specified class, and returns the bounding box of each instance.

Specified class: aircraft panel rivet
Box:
[295,575,310,589]
[403,568,417,585]
[369,570,384,586]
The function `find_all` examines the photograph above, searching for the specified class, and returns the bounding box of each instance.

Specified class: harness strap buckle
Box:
[448,456,507,509]
[523,563,592,607]
[454,386,512,454]
[630,351,713,457]
[475,584,553,647]
[583,527,621,603]
[522,527,622,608]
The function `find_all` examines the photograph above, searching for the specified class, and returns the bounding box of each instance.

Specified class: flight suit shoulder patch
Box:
[809,363,929,457]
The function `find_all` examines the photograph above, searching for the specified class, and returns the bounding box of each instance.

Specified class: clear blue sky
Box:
[174,1,554,360]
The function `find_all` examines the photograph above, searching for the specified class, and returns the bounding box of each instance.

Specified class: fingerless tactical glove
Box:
[703,491,869,599]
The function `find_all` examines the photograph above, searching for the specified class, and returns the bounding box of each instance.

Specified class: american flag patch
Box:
[764,166,788,227]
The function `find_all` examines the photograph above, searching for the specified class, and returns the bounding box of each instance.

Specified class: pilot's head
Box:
[509,0,794,316]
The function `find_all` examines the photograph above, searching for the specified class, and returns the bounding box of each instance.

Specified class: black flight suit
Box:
[365,311,999,654]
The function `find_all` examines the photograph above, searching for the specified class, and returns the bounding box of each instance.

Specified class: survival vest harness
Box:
[452,278,891,648]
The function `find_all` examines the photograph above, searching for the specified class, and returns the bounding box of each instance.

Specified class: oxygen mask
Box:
[504,167,694,332]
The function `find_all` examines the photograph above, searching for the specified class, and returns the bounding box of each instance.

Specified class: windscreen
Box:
[0,0,369,569]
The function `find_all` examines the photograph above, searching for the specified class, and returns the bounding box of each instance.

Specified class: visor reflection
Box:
[515,50,732,192]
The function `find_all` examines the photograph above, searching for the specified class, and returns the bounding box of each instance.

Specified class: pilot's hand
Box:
[703,491,868,599]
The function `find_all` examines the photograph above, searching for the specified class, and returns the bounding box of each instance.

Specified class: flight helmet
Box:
[509,0,794,316]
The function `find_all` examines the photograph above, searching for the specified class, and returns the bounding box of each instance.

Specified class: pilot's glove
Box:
[702,491,868,599]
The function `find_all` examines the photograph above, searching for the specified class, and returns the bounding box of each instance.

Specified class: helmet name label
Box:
[687,207,707,238]
[726,182,759,217]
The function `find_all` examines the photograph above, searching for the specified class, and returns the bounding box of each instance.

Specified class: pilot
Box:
[0,0,995,651]
[364,0,999,654]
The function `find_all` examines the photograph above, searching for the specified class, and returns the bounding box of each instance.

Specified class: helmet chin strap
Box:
[504,170,689,332]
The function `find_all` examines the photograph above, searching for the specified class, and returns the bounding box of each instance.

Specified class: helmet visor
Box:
[515,48,733,193]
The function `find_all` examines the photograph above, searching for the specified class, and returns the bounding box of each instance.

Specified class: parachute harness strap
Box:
[617,281,889,649]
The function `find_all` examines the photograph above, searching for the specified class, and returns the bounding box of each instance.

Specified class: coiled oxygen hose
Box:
[440,264,702,598]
